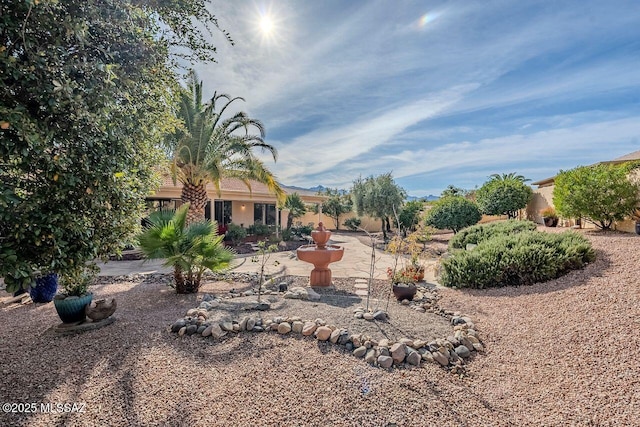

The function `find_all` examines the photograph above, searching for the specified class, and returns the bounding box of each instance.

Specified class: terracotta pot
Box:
[392,283,417,301]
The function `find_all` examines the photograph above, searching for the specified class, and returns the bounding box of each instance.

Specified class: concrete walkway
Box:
[96,232,431,280]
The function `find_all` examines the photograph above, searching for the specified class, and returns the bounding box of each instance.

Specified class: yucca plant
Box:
[138,204,234,293]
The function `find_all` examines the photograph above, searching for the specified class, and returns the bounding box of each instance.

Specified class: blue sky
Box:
[194,0,640,197]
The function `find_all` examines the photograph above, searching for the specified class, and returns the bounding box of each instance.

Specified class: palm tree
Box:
[489,172,530,182]
[168,72,284,223]
[281,193,307,229]
[138,204,234,294]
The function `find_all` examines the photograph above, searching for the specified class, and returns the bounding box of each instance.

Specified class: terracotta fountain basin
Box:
[296,222,344,287]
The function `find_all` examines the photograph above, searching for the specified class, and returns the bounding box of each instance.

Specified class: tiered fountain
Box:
[296,223,344,287]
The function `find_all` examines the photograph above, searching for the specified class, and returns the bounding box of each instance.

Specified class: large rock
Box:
[365,349,377,364]
[277,322,292,334]
[302,322,317,336]
[432,351,449,366]
[246,318,256,331]
[406,351,421,366]
[291,321,304,334]
[353,346,367,358]
[377,355,393,369]
[315,326,332,341]
[460,337,475,353]
[210,324,227,339]
[329,329,341,344]
[390,343,407,364]
[201,325,213,337]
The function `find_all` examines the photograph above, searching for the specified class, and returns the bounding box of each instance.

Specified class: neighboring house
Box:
[147,176,382,232]
[527,150,640,232]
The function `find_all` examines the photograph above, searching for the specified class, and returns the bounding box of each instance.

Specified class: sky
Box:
[192,0,640,197]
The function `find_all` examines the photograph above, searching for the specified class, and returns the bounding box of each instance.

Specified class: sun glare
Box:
[259,15,274,35]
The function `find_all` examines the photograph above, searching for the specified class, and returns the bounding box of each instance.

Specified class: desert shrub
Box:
[343,217,362,231]
[225,224,247,245]
[281,228,294,241]
[247,223,271,237]
[291,224,313,238]
[440,231,595,289]
[424,196,481,233]
[449,220,537,249]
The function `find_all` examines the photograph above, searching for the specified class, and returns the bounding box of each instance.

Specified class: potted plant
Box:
[53,265,97,323]
[540,207,559,227]
[28,272,59,303]
[387,267,418,301]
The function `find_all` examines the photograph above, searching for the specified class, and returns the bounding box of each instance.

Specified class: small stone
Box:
[377,355,393,368]
[247,318,256,331]
[345,342,354,351]
[473,343,484,352]
[239,317,249,331]
[364,340,372,349]
[315,326,332,341]
[210,324,227,339]
[221,322,234,332]
[406,351,421,366]
[232,324,240,332]
[379,347,390,357]
[199,301,212,310]
[401,299,410,305]
[186,325,197,335]
[354,312,364,319]
[447,336,460,347]
[270,323,279,331]
[413,339,426,349]
[433,351,449,366]
[414,306,426,313]
[254,303,270,311]
[467,329,478,337]
[353,346,367,358]
[466,335,480,344]
[372,310,387,321]
[460,337,475,352]
[306,287,321,301]
[422,352,434,362]
[315,318,326,326]
[186,308,197,317]
[253,326,264,332]
[302,322,317,336]
[278,322,292,334]
[363,313,374,321]
[202,325,213,337]
[292,321,304,334]
[196,325,206,335]
[365,349,377,364]
[337,331,350,346]
[378,338,390,348]
[399,338,414,347]
[329,329,341,344]
[283,291,298,299]
[171,319,186,332]
[390,343,407,364]
[351,335,362,347]
[242,290,254,296]
[178,326,187,336]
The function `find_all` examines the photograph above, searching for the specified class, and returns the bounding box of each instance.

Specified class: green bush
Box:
[440,231,595,289]
[343,217,362,231]
[247,223,271,237]
[449,220,537,249]
[225,224,247,245]
[424,196,481,233]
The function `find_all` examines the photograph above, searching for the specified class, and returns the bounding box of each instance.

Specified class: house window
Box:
[214,200,232,225]
[254,203,277,225]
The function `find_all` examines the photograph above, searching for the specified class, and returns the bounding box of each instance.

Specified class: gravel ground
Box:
[1,230,638,426]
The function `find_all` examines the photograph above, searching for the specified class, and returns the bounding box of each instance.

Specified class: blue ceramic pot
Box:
[29,273,59,303]
[53,293,93,323]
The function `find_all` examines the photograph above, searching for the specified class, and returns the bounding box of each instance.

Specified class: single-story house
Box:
[527,150,640,232]
[147,176,382,232]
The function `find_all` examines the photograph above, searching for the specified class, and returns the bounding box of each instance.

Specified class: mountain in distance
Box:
[283,183,439,201]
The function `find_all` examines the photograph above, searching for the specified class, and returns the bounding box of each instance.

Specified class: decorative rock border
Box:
[170,288,483,375]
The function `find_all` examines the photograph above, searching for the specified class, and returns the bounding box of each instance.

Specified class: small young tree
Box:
[424,196,482,233]
[553,163,640,230]
[397,200,424,235]
[281,193,307,229]
[315,188,353,230]
[476,175,532,219]
[251,241,279,303]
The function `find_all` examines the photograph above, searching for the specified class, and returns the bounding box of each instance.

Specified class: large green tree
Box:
[351,173,405,240]
[167,73,284,223]
[0,0,226,291]
[476,174,532,219]
[425,196,481,233]
[553,163,639,230]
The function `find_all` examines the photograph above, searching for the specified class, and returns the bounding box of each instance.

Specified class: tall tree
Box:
[318,188,353,230]
[476,174,532,219]
[553,163,639,230]
[0,0,225,291]
[351,173,405,240]
[167,73,284,223]
[489,172,530,183]
[281,193,307,229]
